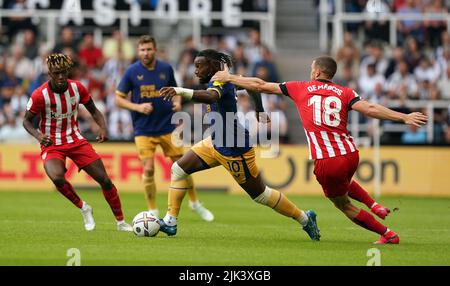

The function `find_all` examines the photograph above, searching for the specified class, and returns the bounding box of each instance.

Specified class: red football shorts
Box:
[40,140,101,169]
[313,151,359,198]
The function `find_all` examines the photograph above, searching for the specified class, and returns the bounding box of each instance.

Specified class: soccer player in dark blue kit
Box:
[115,35,213,221]
[158,49,320,240]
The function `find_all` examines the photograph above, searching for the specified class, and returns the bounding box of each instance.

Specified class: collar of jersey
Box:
[140,60,157,71]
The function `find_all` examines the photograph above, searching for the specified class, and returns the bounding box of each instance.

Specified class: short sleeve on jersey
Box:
[116,68,132,97]
[207,81,225,98]
[279,81,303,101]
[75,82,92,105]
[348,89,362,109]
[27,90,44,114]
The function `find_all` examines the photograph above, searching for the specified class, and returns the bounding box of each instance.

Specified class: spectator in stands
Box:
[335,63,358,90]
[78,33,104,70]
[435,30,450,59]
[53,26,79,54]
[445,124,450,143]
[437,65,450,99]
[401,124,427,144]
[397,0,425,45]
[386,60,419,99]
[414,56,440,84]
[10,85,27,116]
[232,42,249,76]
[0,99,32,143]
[105,85,133,141]
[22,29,38,60]
[245,28,263,64]
[404,37,424,72]
[251,45,279,82]
[424,0,448,48]
[358,62,387,101]
[336,31,360,76]
[10,44,34,81]
[359,41,389,78]
[384,46,406,78]
[102,30,135,62]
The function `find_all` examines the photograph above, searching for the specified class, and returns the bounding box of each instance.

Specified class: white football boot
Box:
[189,201,214,222]
[80,203,95,231]
[117,220,133,232]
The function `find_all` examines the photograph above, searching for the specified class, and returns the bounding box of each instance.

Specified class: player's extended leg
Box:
[239,173,320,241]
[44,159,94,231]
[160,150,215,236]
[170,155,214,222]
[329,195,399,244]
[82,159,132,231]
[348,180,391,220]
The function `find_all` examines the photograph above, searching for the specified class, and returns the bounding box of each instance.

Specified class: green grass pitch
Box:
[0,191,449,266]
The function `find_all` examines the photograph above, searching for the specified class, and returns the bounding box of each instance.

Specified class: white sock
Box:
[117,219,124,224]
[148,209,159,217]
[81,201,89,211]
[163,213,177,226]
[297,211,309,227]
[370,202,378,209]
[384,228,390,235]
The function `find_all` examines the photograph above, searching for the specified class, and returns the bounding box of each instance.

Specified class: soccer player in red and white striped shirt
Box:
[23,53,132,232]
[212,56,428,244]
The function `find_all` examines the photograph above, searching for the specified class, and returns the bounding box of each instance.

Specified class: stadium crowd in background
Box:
[0,22,288,144]
[1,0,450,145]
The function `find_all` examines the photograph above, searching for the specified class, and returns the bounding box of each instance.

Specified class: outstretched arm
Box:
[84,99,108,142]
[160,87,220,104]
[352,100,428,127]
[211,65,282,95]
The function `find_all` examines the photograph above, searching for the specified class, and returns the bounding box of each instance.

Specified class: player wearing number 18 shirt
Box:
[211,56,428,244]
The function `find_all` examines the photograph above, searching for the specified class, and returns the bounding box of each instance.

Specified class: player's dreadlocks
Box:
[197,49,233,69]
[46,53,74,72]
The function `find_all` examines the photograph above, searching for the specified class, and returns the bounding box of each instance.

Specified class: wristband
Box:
[173,87,194,100]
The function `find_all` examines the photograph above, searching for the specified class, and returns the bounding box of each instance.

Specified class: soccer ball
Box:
[132,211,160,237]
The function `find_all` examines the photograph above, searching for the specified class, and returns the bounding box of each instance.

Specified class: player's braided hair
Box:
[197,49,233,69]
[46,53,74,72]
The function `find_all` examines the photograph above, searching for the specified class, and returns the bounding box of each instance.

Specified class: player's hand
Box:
[96,129,108,143]
[136,103,153,115]
[404,112,428,127]
[172,101,182,112]
[256,112,271,123]
[211,64,231,82]
[38,134,53,147]
[160,87,177,101]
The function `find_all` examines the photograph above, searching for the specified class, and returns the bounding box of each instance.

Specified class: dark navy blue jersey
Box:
[206,81,251,157]
[116,59,177,136]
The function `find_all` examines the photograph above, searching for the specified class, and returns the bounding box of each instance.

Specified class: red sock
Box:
[102,184,124,221]
[56,181,83,208]
[348,181,375,209]
[353,210,387,235]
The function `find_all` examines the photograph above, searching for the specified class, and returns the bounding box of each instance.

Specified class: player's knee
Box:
[253,186,272,205]
[143,168,154,178]
[52,177,66,188]
[100,177,113,190]
[171,162,188,181]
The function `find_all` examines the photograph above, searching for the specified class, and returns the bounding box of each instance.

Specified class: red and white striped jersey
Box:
[27,80,91,146]
[280,80,361,160]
